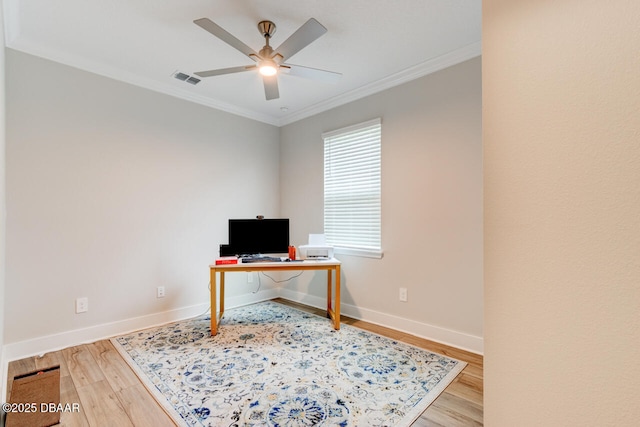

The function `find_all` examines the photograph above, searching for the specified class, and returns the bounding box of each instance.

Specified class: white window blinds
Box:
[323,118,382,257]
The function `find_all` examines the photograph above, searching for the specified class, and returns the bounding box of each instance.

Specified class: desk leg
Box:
[220,272,225,318]
[334,265,341,330]
[210,268,217,336]
[327,268,332,318]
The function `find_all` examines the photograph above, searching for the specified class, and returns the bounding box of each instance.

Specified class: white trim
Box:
[321,118,382,139]
[4,38,282,126]
[279,42,482,126]
[1,288,278,363]
[222,288,280,310]
[4,32,480,127]
[3,303,202,363]
[279,288,483,355]
[1,286,481,402]
[2,286,481,362]
[1,289,278,401]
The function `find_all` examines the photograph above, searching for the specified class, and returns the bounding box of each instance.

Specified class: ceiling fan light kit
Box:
[258,60,278,76]
[193,17,341,100]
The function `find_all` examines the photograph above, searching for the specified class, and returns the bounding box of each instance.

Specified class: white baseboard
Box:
[2,290,481,362]
[224,288,280,310]
[279,289,484,355]
[2,286,481,402]
[2,303,207,363]
[1,288,279,402]
[3,288,280,363]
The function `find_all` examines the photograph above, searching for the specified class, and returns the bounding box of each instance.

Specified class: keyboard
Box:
[240,256,283,263]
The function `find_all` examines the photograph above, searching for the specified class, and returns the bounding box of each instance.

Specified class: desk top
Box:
[210,257,340,269]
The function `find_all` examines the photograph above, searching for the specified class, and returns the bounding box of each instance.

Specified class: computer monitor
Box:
[225,218,289,255]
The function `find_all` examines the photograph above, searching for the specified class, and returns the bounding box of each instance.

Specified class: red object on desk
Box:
[215,257,238,265]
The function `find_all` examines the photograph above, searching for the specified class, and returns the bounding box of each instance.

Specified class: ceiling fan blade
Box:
[274,18,327,61]
[263,75,279,100]
[194,65,256,78]
[194,18,259,60]
[281,64,342,83]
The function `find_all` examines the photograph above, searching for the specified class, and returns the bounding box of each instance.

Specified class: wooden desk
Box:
[209,258,341,336]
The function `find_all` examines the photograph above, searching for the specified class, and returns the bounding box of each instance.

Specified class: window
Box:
[323,118,382,258]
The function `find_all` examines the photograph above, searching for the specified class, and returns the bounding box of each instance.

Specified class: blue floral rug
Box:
[111,301,465,426]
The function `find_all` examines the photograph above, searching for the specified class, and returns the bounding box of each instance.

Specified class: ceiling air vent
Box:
[172,71,201,85]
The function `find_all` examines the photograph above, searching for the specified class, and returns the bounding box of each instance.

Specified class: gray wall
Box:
[280,58,483,350]
[5,49,281,344]
[3,50,483,361]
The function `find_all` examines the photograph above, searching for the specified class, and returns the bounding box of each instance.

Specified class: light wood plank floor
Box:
[6,298,483,426]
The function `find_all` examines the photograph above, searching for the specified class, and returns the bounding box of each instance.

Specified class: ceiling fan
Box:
[193,17,341,100]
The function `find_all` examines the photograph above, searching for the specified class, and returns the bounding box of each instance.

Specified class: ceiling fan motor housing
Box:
[258,21,276,39]
[259,45,275,59]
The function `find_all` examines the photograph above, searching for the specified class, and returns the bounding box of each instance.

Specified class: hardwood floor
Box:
[5,298,483,426]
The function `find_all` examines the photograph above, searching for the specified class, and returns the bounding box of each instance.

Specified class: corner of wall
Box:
[1,0,8,405]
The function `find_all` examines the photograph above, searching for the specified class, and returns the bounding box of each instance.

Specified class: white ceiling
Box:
[3,0,481,126]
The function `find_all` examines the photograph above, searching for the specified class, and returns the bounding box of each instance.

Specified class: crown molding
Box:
[5,37,282,126]
[278,42,482,126]
[6,32,480,128]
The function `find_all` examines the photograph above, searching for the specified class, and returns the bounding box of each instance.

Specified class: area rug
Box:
[111,301,465,426]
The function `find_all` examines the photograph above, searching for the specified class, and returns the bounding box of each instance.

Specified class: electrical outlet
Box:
[157,286,165,298]
[247,272,254,283]
[75,297,88,313]
[399,287,408,302]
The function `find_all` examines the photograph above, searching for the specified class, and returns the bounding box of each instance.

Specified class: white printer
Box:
[298,234,334,259]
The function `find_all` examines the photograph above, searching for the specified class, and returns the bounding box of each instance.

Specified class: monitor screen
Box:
[227,218,289,255]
